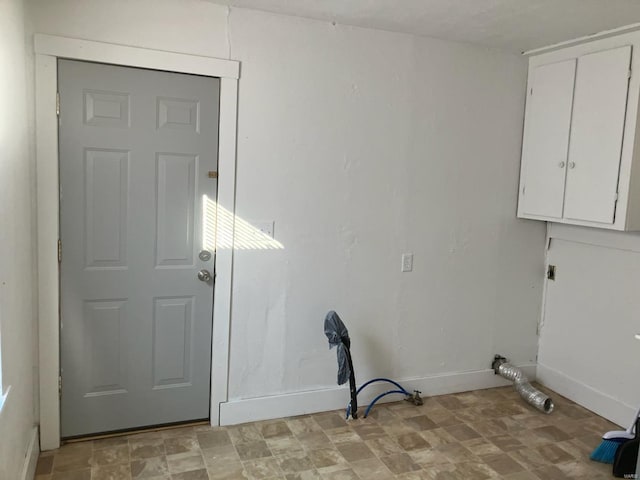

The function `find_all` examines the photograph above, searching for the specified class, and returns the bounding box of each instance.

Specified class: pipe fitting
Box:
[492,355,507,374]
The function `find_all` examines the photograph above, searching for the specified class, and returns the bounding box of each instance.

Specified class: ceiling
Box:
[208,0,640,53]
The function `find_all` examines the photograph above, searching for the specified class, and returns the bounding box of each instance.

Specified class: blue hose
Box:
[364,390,408,418]
[345,377,411,419]
[356,378,410,396]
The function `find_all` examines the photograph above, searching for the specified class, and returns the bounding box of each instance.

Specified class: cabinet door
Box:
[520,60,576,219]
[563,46,632,224]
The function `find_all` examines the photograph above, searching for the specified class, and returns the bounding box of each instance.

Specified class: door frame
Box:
[34,34,239,450]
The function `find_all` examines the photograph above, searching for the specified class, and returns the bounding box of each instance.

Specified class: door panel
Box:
[153,297,193,387]
[564,46,632,223]
[155,153,197,267]
[84,299,128,396]
[520,59,576,218]
[157,97,200,131]
[59,59,220,437]
[84,90,130,128]
[84,149,129,268]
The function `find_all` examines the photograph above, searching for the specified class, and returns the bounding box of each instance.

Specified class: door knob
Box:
[569,162,576,169]
[197,269,212,282]
[558,161,566,168]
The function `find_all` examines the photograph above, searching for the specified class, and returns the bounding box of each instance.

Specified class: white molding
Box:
[523,22,640,56]
[518,213,627,231]
[220,365,537,426]
[34,34,239,79]
[35,35,238,450]
[549,223,640,254]
[537,363,634,428]
[20,427,39,480]
[210,77,238,425]
[36,53,61,451]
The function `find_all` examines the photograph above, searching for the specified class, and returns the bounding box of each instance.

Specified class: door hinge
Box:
[530,87,533,96]
[58,239,62,263]
[522,186,526,196]
[56,92,60,116]
[629,69,633,80]
[58,376,62,396]
[614,192,619,202]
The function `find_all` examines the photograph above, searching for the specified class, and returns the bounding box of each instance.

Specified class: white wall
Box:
[26,0,546,424]
[27,0,230,59]
[226,9,544,403]
[538,224,640,427]
[0,0,38,477]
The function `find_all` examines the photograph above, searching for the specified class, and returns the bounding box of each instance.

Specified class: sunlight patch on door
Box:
[202,195,284,251]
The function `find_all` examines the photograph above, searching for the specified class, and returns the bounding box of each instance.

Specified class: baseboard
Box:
[537,363,635,428]
[21,427,39,480]
[219,365,537,426]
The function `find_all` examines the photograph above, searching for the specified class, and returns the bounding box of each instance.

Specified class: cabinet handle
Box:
[569,162,576,169]
[558,161,566,168]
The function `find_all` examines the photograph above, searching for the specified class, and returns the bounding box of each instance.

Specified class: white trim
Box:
[523,22,640,56]
[210,77,238,422]
[537,224,552,335]
[0,385,10,416]
[219,365,537,426]
[36,53,61,451]
[34,34,239,79]
[537,363,633,428]
[548,223,640,254]
[517,213,628,231]
[35,35,239,450]
[20,427,39,480]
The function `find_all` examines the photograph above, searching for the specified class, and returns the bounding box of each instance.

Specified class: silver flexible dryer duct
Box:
[492,355,554,414]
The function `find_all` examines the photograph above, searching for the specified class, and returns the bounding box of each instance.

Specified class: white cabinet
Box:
[519,60,575,219]
[563,46,631,223]
[518,32,640,231]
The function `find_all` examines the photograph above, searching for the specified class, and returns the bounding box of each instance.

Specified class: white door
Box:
[520,59,576,219]
[58,59,220,437]
[564,46,632,224]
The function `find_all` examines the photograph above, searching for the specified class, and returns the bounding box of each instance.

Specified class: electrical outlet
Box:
[254,221,274,238]
[547,264,556,281]
[401,253,413,272]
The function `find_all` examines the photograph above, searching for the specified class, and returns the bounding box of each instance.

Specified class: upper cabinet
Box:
[519,59,576,220]
[517,32,640,231]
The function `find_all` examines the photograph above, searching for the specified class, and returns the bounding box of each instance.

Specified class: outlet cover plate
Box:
[254,221,274,238]
[402,253,413,272]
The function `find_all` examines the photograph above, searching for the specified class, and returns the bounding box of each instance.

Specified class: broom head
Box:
[590,438,627,464]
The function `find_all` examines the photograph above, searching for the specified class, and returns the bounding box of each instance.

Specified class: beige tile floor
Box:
[36,384,622,479]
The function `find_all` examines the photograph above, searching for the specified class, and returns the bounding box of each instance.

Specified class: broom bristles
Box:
[590,438,626,464]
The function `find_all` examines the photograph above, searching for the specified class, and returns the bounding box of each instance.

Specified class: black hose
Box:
[343,339,358,419]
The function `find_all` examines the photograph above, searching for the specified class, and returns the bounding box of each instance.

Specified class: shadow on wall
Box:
[202,195,284,251]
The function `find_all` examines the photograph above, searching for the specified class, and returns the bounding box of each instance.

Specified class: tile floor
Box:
[35,384,622,479]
